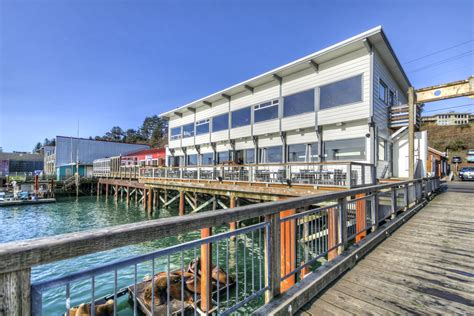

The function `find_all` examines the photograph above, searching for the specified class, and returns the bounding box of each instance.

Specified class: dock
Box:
[292,184,474,315]
[0,198,56,207]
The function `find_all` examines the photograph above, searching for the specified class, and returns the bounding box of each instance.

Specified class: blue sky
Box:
[1,0,473,152]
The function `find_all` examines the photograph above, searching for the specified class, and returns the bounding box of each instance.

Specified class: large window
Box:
[309,142,319,161]
[324,138,366,161]
[212,113,229,132]
[288,144,306,162]
[182,123,194,138]
[283,89,315,117]
[245,149,255,164]
[379,79,388,104]
[320,75,363,109]
[254,100,279,123]
[187,154,198,166]
[201,153,214,165]
[217,151,229,164]
[231,107,251,128]
[196,119,210,135]
[170,127,181,140]
[259,146,283,163]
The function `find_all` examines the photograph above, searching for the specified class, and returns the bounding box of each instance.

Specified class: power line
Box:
[423,103,474,113]
[407,50,474,73]
[404,39,473,64]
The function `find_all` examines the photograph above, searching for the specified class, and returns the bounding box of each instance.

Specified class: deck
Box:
[297,184,474,315]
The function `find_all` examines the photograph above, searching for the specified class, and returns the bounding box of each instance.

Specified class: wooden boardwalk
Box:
[298,188,474,315]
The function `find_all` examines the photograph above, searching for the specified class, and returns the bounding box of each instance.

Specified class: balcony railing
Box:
[139,162,375,188]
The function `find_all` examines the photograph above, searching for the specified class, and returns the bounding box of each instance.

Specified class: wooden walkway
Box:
[298,188,474,315]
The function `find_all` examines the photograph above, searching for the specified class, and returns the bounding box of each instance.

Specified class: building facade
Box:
[422,112,472,126]
[0,152,44,176]
[161,27,411,178]
[44,136,149,179]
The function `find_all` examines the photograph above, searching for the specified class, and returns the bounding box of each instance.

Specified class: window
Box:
[309,142,319,162]
[170,127,181,140]
[324,138,366,161]
[217,151,229,164]
[231,107,251,128]
[254,100,279,123]
[196,119,210,135]
[245,149,255,164]
[187,154,197,166]
[283,89,315,117]
[182,123,194,138]
[201,153,214,165]
[259,146,283,163]
[378,138,388,161]
[389,90,395,106]
[288,144,306,162]
[320,75,363,109]
[212,113,229,132]
[378,79,388,104]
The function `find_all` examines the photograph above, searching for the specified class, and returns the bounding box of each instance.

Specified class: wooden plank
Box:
[299,297,354,316]
[280,209,296,293]
[200,228,212,312]
[0,269,31,316]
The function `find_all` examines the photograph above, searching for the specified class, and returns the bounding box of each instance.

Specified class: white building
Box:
[422,112,472,126]
[160,26,413,179]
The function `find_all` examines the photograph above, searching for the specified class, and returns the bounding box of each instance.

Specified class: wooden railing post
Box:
[337,197,348,254]
[0,269,31,315]
[200,228,212,313]
[264,213,280,303]
[371,193,379,232]
[404,184,409,209]
[327,206,339,260]
[355,194,366,242]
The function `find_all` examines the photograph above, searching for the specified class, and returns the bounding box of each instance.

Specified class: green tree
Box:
[140,115,168,147]
[33,142,42,153]
[124,129,144,143]
[105,126,125,142]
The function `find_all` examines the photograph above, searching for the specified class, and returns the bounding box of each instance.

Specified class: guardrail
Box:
[0,177,440,315]
[138,162,375,188]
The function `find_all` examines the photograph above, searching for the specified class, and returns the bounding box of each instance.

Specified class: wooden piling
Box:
[0,269,31,315]
[105,183,109,201]
[147,189,153,214]
[179,191,185,216]
[229,195,237,231]
[143,189,147,209]
[200,228,212,312]
[355,193,367,242]
[327,206,339,261]
[126,186,130,206]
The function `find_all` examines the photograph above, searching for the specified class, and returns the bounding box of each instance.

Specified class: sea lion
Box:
[66,299,114,316]
[143,274,194,308]
[188,257,233,285]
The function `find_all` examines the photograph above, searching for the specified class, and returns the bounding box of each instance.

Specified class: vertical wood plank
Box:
[179,191,185,216]
[0,268,31,316]
[200,228,212,312]
[327,206,339,261]
[355,193,367,242]
[279,209,296,293]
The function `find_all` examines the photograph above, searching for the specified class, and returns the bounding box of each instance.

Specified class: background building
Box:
[0,152,44,177]
[422,112,472,126]
[44,136,149,179]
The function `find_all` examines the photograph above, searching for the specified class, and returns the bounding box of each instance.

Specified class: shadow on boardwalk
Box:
[298,183,474,315]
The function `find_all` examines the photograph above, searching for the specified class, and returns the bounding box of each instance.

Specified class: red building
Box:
[122,148,166,166]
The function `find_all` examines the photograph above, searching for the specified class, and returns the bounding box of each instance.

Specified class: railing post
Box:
[371,193,379,232]
[361,164,365,186]
[0,268,31,315]
[391,187,397,219]
[338,197,348,254]
[200,228,212,313]
[327,206,339,260]
[404,184,409,209]
[346,163,351,188]
[264,213,280,303]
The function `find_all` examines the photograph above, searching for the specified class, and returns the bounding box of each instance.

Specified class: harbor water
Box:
[0,196,265,315]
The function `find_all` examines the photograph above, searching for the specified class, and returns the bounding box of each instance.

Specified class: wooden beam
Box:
[415,76,474,103]
[173,112,183,118]
[200,228,212,312]
[244,84,254,94]
[273,74,283,84]
[179,191,185,216]
[355,194,367,242]
[202,101,212,108]
[0,269,31,315]
[222,93,231,101]
[308,60,319,73]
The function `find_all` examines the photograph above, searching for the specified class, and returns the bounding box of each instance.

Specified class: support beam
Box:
[222,93,231,101]
[244,84,254,94]
[147,188,153,214]
[126,186,130,206]
[202,101,212,108]
[362,38,372,53]
[415,76,474,103]
[273,74,283,84]
[229,195,237,231]
[408,87,416,180]
[173,112,182,118]
[308,60,319,73]
[327,206,339,261]
[355,194,367,242]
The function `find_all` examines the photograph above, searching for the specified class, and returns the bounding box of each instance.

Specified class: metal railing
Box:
[0,177,440,315]
[138,162,375,188]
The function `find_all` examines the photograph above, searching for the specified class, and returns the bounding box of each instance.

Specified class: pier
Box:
[0,176,448,315]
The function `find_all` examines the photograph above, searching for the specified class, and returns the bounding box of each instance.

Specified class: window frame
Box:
[195,119,210,135]
[283,89,315,118]
[379,79,388,105]
[231,107,252,128]
[182,123,195,138]
[170,127,182,141]
[253,99,279,123]
[212,113,229,132]
[319,74,364,110]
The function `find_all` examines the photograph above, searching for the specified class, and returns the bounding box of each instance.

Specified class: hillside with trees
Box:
[421,123,474,159]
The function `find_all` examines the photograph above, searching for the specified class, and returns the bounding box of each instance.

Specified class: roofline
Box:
[55,136,150,147]
[379,28,412,88]
[428,146,447,157]
[160,26,393,117]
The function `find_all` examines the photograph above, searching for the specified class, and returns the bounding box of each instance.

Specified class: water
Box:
[0,197,265,315]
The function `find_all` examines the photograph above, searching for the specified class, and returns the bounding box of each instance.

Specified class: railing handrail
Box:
[0,177,435,274]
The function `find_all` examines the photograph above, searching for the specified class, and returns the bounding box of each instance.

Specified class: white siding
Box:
[230,125,251,139]
[253,119,279,136]
[322,119,368,141]
[195,134,210,145]
[200,144,214,154]
[231,81,280,110]
[373,50,408,138]
[181,137,194,147]
[258,135,283,147]
[282,113,316,131]
[169,139,181,148]
[234,139,255,150]
[211,130,228,142]
[286,129,318,145]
